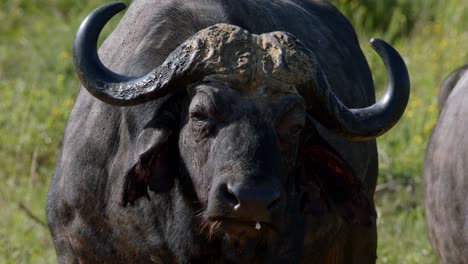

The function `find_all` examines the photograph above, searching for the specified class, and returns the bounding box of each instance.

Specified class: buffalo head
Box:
[72,2,409,246]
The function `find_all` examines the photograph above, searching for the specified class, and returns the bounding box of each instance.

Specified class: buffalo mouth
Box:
[206,216,278,239]
[202,217,279,261]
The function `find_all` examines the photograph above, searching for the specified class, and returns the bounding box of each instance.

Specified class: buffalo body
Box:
[47,0,409,263]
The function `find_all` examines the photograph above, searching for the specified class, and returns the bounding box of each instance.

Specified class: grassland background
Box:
[0,0,466,263]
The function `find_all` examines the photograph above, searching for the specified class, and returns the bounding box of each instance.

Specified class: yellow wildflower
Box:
[405,109,414,118]
[60,51,70,60]
[424,120,437,134]
[65,99,74,108]
[414,135,423,144]
[411,98,421,109]
[403,155,412,164]
[52,107,61,117]
[440,38,449,49]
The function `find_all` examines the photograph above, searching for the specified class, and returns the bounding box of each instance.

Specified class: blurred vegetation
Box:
[331,0,467,263]
[0,1,130,262]
[0,0,466,263]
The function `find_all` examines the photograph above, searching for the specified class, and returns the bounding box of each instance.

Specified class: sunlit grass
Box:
[334,1,466,263]
[1,0,466,262]
[0,1,130,263]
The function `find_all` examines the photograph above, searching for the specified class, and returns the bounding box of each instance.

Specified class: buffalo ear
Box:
[122,128,176,206]
[299,135,376,225]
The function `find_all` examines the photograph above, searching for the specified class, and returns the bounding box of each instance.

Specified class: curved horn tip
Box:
[369,38,389,51]
[78,2,127,25]
[99,2,127,13]
[80,2,127,30]
[73,1,190,106]
[368,38,406,65]
[368,36,410,88]
[73,1,129,105]
[369,37,382,44]
[74,2,127,52]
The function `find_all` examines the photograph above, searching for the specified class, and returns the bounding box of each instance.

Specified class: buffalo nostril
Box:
[227,183,281,213]
[219,183,240,209]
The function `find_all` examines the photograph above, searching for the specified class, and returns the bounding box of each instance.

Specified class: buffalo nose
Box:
[219,183,281,220]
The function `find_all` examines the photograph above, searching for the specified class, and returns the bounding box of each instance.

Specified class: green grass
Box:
[1,0,466,262]
[330,1,466,262]
[330,0,467,263]
[0,1,130,262]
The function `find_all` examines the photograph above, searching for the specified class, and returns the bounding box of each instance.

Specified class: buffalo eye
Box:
[188,90,217,132]
[276,110,305,144]
[191,110,211,127]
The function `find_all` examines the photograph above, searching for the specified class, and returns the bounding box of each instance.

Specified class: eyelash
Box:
[191,111,210,126]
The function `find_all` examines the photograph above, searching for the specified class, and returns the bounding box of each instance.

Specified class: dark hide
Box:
[424,66,468,264]
[47,0,381,263]
[437,64,467,112]
[299,125,375,226]
[122,99,178,205]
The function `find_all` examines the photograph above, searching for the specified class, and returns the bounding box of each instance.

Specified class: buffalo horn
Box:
[304,38,410,141]
[73,2,198,106]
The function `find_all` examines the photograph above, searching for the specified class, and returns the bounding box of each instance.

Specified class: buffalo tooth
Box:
[255,222,261,230]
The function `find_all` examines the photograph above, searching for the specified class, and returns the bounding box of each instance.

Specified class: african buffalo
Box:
[46,1,409,263]
[438,64,468,112]
[424,65,468,264]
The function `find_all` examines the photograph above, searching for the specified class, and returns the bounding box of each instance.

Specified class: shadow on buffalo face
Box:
[70,2,410,260]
